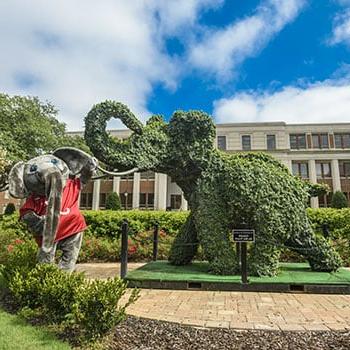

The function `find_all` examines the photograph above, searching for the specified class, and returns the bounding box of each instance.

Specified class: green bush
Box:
[0,239,37,282]
[0,241,139,343]
[82,210,188,238]
[331,191,348,209]
[3,203,16,215]
[105,192,122,210]
[72,277,138,341]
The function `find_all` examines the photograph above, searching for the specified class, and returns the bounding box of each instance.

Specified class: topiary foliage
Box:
[331,191,348,209]
[84,101,342,276]
[105,192,122,210]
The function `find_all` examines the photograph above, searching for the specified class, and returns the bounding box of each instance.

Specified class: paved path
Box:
[75,262,145,279]
[76,263,350,331]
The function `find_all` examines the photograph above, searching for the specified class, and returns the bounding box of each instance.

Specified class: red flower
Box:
[14,239,23,245]
[7,244,14,252]
[128,245,137,254]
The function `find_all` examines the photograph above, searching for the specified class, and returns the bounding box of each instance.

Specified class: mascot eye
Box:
[29,164,38,172]
[51,159,58,165]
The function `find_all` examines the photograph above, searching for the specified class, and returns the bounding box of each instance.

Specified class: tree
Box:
[0,147,11,190]
[331,191,348,209]
[0,93,90,189]
[105,192,122,210]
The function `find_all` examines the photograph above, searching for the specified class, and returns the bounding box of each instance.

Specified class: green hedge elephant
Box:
[85,101,341,276]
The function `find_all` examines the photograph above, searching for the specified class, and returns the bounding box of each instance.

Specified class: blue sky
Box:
[0,0,350,130]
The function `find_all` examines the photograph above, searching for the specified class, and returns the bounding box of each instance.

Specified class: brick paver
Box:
[76,263,350,331]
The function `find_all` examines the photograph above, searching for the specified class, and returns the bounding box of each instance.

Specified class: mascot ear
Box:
[52,147,97,176]
[8,161,27,198]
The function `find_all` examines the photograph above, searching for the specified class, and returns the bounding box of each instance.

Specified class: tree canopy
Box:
[0,93,89,188]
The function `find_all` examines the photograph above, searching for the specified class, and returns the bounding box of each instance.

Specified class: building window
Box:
[312,134,329,149]
[290,134,306,149]
[316,162,331,178]
[266,135,276,150]
[339,161,350,178]
[334,133,350,149]
[242,135,251,151]
[217,136,227,150]
[170,194,182,210]
[80,193,93,209]
[292,161,309,179]
[318,193,333,208]
[139,193,154,209]
[120,193,133,209]
[99,193,107,208]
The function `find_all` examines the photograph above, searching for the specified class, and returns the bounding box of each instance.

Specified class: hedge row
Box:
[1,209,349,265]
[83,210,188,238]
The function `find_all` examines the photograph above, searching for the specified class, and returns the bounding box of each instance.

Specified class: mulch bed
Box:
[107,316,350,350]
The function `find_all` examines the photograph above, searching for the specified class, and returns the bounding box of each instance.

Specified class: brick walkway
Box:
[76,263,350,331]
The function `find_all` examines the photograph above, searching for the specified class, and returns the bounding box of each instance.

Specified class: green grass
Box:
[0,309,71,350]
[126,261,350,284]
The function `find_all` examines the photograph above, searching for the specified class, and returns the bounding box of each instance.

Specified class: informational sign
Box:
[233,229,255,242]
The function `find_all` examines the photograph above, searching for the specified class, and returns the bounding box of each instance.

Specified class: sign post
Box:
[233,229,255,284]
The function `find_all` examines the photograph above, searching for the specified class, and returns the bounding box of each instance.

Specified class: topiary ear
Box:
[8,161,27,198]
[146,115,165,126]
[169,110,216,145]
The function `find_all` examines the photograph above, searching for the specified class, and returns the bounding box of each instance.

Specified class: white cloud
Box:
[188,0,306,79]
[151,0,224,36]
[213,77,350,124]
[329,9,350,46]
[0,0,221,130]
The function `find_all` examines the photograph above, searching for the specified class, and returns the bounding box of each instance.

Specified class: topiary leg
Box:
[248,238,281,277]
[194,192,237,275]
[168,212,199,265]
[286,223,342,272]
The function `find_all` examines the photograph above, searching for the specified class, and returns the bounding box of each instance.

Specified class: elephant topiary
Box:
[85,101,342,276]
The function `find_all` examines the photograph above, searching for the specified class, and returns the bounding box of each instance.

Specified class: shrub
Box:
[0,239,37,282]
[105,192,122,210]
[0,241,139,343]
[72,278,138,341]
[3,203,16,215]
[331,191,348,209]
[82,210,188,238]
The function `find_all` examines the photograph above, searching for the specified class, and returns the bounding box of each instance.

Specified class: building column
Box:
[132,172,140,209]
[331,159,341,192]
[155,173,167,210]
[308,159,319,208]
[92,179,100,210]
[112,176,120,193]
[180,193,188,211]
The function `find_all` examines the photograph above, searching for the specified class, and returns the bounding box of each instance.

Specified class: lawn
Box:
[0,309,71,350]
[126,261,350,284]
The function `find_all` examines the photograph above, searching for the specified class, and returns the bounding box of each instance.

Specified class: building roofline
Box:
[216,121,286,127]
[67,121,350,134]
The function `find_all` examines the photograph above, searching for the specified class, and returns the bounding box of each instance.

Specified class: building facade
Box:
[1,121,350,212]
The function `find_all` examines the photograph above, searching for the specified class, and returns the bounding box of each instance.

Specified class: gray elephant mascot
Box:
[8,148,98,272]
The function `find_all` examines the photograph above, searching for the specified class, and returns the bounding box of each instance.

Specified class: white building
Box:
[70,121,350,210]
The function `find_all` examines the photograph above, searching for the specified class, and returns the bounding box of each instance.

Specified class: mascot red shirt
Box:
[20,178,87,245]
